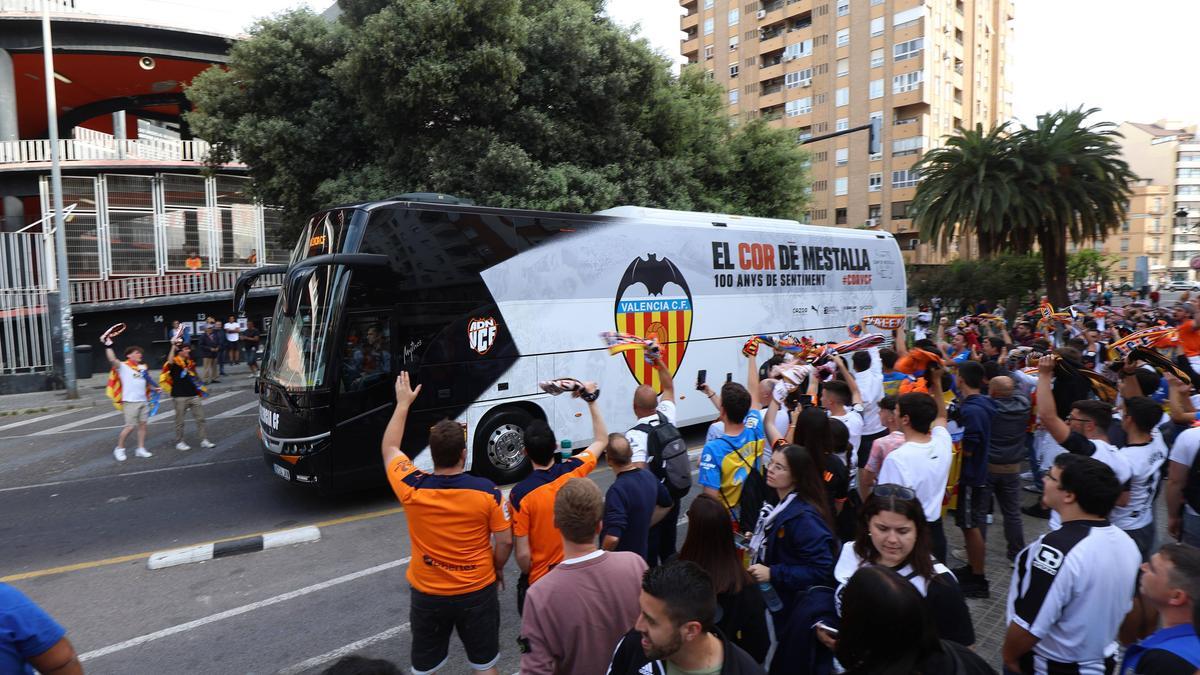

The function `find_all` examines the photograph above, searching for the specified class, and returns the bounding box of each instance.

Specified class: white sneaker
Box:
[113,447,127,462]
[134,447,153,458]
[176,442,191,451]
[200,439,215,449]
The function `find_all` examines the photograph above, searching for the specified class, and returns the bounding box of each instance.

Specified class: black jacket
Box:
[716,583,770,664]
[607,628,765,675]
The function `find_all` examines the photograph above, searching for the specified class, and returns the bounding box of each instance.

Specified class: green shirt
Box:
[666,661,723,675]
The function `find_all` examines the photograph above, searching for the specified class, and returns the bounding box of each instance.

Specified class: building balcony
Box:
[891,84,928,109]
[759,88,784,109]
[758,60,783,81]
[681,11,698,31]
[0,129,240,172]
[682,36,699,58]
[759,33,785,54]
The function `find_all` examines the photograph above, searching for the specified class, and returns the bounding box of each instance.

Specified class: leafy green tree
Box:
[1066,249,1120,291]
[909,108,1136,307]
[185,0,809,235]
[910,253,1041,317]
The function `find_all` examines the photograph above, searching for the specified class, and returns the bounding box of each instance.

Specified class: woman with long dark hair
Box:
[748,444,839,674]
[827,486,975,647]
[676,493,770,664]
[768,401,849,520]
[836,566,993,674]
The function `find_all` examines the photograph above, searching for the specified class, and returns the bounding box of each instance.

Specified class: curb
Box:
[0,400,99,418]
[146,526,321,570]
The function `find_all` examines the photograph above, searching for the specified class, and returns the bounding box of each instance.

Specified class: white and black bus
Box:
[237,195,906,493]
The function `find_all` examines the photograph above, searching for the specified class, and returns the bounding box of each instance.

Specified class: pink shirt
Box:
[520,550,647,675]
[865,430,907,474]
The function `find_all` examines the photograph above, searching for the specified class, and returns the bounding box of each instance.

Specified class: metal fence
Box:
[40,172,294,280]
[0,233,52,375]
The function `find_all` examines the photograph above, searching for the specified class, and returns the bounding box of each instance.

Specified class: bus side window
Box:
[341,315,392,393]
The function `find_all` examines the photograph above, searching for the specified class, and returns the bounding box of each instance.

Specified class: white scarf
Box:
[749,492,796,565]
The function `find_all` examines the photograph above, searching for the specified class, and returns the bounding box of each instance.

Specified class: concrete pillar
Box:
[113,110,126,159]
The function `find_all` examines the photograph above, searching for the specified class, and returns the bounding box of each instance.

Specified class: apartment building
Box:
[1116,120,1199,283]
[680,0,1013,266]
[1077,180,1168,287]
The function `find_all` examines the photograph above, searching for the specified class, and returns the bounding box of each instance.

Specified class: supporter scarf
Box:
[1128,346,1192,386]
[599,331,660,364]
[749,491,796,565]
[159,355,208,398]
[1107,326,1176,360]
[105,359,153,411]
[538,378,585,396]
[861,314,906,330]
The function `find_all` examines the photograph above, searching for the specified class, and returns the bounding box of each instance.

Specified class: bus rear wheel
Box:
[474,408,533,484]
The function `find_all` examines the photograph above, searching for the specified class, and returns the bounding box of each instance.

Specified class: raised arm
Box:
[833,355,862,405]
[654,355,675,404]
[747,350,762,410]
[928,362,947,429]
[699,382,722,414]
[381,372,422,467]
[764,396,784,447]
[893,323,909,358]
[1166,373,1197,425]
[1035,355,1070,445]
[576,382,608,460]
[104,342,120,367]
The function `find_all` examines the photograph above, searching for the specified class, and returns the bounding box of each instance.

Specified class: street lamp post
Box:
[41,1,77,399]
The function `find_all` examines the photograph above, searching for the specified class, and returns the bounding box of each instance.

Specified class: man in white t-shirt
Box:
[826,356,865,480]
[104,338,162,462]
[1167,426,1200,548]
[223,315,242,366]
[624,355,678,566]
[878,361,952,561]
[851,346,887,468]
[1113,396,1169,560]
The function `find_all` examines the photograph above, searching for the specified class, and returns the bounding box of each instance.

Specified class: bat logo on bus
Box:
[468,317,499,355]
[614,254,693,393]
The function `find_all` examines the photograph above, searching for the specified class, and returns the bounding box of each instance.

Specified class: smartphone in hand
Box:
[695,369,707,390]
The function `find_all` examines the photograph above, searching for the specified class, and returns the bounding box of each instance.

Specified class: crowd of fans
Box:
[17,294,1200,674]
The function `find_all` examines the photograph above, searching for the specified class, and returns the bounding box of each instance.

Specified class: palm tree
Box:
[1009,109,1137,306]
[911,108,1136,307]
[910,122,1029,259]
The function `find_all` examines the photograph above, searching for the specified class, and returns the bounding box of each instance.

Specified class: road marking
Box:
[34,409,119,434]
[278,623,412,675]
[0,408,77,431]
[212,399,260,419]
[150,391,241,424]
[78,557,412,662]
[0,457,258,495]
[0,414,258,440]
[0,502,405,582]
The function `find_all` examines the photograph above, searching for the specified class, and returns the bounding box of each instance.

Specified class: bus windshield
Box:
[262,267,347,390]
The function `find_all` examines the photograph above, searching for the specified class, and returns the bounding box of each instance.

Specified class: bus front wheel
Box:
[474,408,533,484]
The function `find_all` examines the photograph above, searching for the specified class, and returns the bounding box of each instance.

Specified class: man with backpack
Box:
[625,355,690,566]
[698,352,767,534]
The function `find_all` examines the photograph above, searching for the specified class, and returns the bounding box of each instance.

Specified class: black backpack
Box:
[715,437,768,533]
[635,412,692,499]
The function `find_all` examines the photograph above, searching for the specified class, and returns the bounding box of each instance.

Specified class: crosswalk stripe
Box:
[212,399,261,419]
[34,409,120,435]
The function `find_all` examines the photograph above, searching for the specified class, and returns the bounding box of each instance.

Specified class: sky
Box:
[89,0,1200,129]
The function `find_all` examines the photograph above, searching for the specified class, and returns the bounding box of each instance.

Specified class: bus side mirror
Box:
[282,267,317,318]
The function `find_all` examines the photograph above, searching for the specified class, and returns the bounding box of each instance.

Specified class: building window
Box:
[786,69,813,88]
[869,78,884,99]
[891,201,911,220]
[868,173,882,192]
[892,136,924,156]
[812,180,827,191]
[892,168,920,188]
[786,97,813,117]
[836,148,849,165]
[1120,238,1130,252]
[869,204,882,219]
[1150,218,1161,232]
[871,0,884,5]
[784,40,813,60]
[836,87,849,106]
[1152,237,1161,253]
[1153,197,1164,211]
[704,18,714,35]
[729,35,739,50]
[729,89,739,104]
[1121,220,1130,232]
[837,0,850,16]
[893,70,924,93]
[893,38,924,62]
[836,117,849,131]
[871,16,885,37]
[1178,185,1200,196]
[836,208,848,224]
[797,127,813,142]
[730,64,739,77]
[870,48,884,68]
[1178,168,1200,179]
[836,28,849,47]
[1180,151,1200,162]
[837,58,849,77]
[704,0,713,7]
[729,8,739,25]
[704,45,714,60]
[835,178,848,196]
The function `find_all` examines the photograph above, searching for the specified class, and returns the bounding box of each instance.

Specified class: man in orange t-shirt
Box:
[508,380,607,614]
[382,373,512,675]
[1175,302,1200,375]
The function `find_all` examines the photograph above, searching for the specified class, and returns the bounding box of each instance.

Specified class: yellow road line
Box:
[1,506,406,583]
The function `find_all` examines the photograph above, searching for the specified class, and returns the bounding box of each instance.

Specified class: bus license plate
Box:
[272,464,291,481]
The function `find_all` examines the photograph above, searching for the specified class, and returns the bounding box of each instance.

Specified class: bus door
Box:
[330,309,397,486]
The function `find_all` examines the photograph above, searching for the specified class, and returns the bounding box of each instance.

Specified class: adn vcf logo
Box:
[468,317,498,355]
[614,254,693,393]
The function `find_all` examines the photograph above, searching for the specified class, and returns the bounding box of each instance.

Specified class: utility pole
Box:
[42,1,77,398]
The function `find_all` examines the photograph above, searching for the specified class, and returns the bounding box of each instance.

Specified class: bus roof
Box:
[594,205,896,240]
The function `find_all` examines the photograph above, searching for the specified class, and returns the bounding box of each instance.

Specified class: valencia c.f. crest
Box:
[614,254,693,392]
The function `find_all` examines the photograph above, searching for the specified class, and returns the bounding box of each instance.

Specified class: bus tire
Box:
[474,408,533,484]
